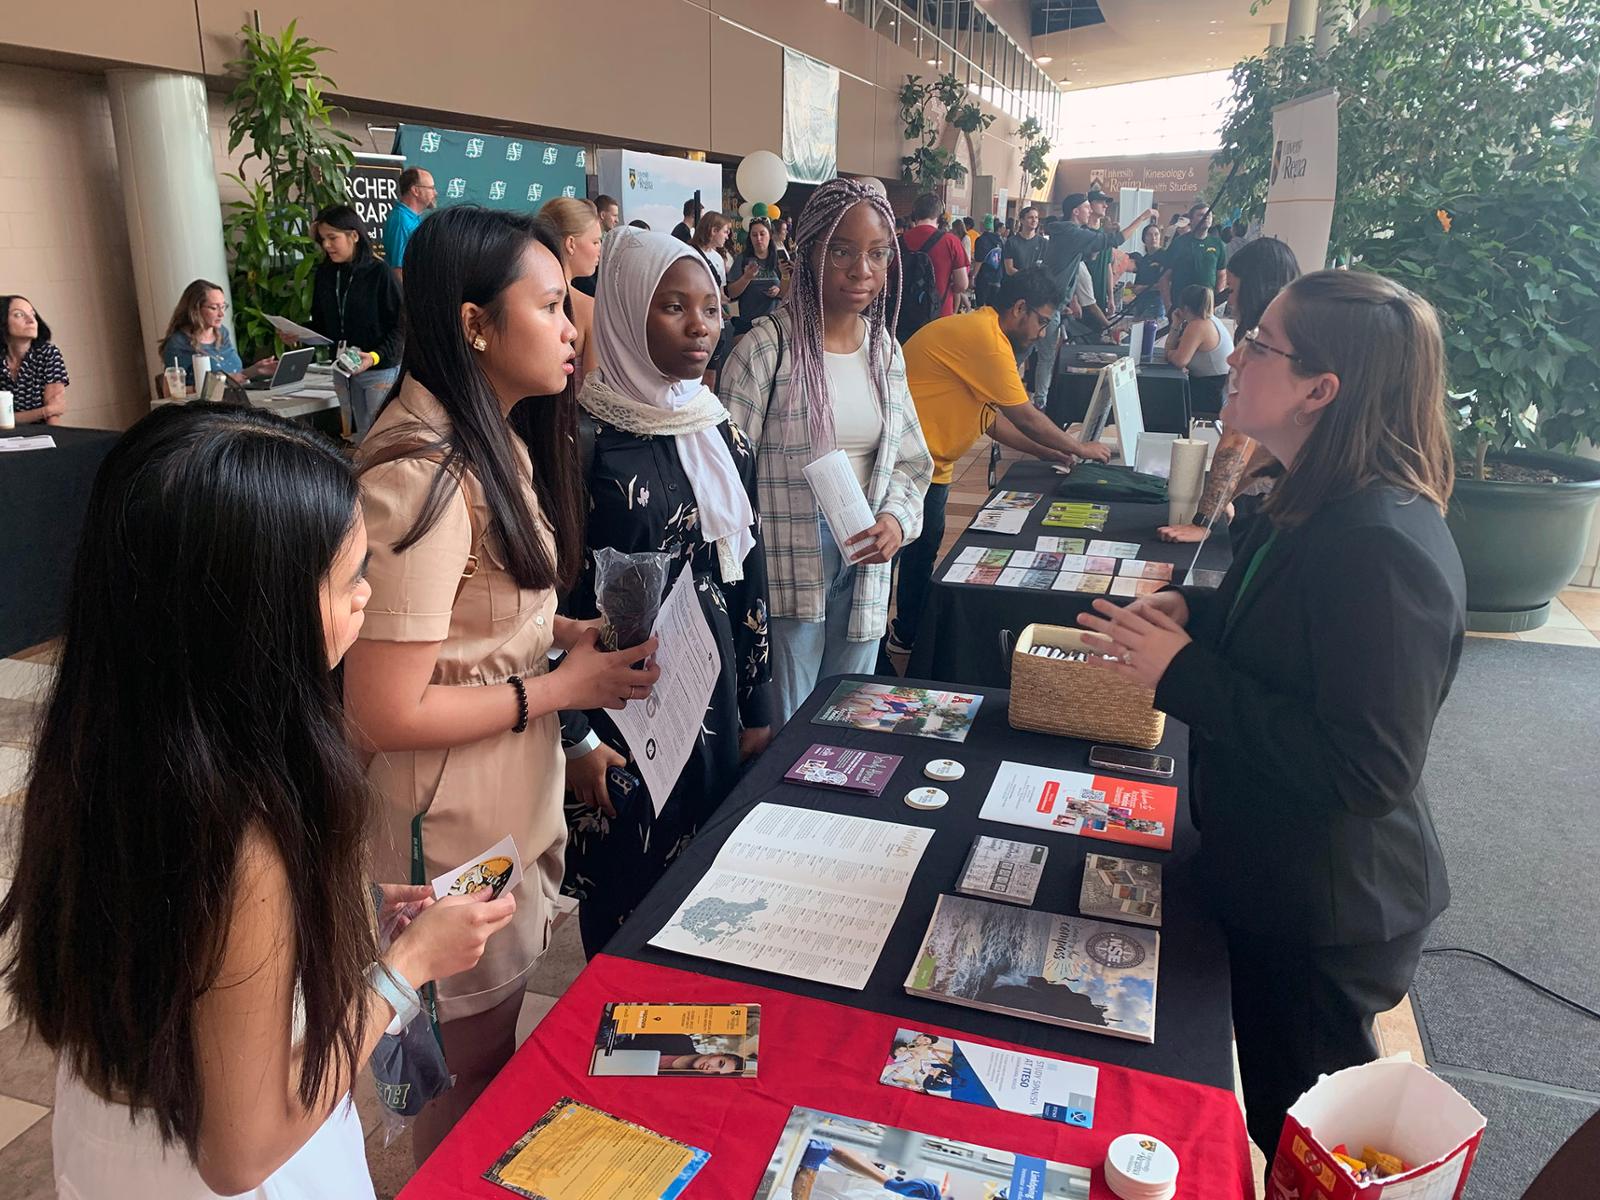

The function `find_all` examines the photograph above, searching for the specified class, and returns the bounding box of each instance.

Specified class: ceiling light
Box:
[1037,55,1053,64]
[927,58,939,65]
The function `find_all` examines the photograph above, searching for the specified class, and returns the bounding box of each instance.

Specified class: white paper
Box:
[264,313,334,346]
[802,449,876,562]
[969,507,1029,535]
[1087,539,1141,559]
[431,833,525,900]
[1035,536,1085,553]
[610,567,719,815]
[649,803,933,989]
[1134,432,1179,478]
[0,435,56,452]
[955,546,987,565]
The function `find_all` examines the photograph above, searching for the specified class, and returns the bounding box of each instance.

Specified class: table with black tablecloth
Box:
[1047,343,1190,434]
[907,460,1232,688]
[403,674,1255,1200]
[0,425,120,656]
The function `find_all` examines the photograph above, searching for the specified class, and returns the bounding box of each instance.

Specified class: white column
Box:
[1316,3,1349,53]
[1269,24,1287,49]
[107,70,230,404]
[1286,0,1320,43]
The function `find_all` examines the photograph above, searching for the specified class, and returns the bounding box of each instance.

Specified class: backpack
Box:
[974,240,1004,305]
[894,229,954,343]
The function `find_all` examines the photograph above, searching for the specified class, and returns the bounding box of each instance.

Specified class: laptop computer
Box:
[247,347,317,395]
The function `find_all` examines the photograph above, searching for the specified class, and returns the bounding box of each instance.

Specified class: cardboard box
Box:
[1269,1058,1485,1200]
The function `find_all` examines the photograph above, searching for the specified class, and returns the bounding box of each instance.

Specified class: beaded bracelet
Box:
[508,673,529,733]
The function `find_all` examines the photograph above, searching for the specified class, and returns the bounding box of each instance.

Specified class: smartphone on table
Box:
[1088,744,1175,779]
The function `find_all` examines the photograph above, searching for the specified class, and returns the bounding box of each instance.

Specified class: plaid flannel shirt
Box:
[721,310,933,642]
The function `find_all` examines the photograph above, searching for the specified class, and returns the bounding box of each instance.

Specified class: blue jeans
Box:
[769,518,880,727]
[335,366,399,441]
[1020,308,1062,407]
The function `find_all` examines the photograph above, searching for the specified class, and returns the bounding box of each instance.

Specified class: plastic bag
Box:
[593,547,671,651]
[368,884,454,1146]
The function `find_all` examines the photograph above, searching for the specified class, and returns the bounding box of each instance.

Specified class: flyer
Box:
[1052,572,1113,594]
[782,743,903,797]
[979,760,1177,851]
[1087,539,1142,558]
[811,681,983,743]
[1110,576,1167,597]
[590,1002,760,1077]
[484,1098,708,1200]
[970,507,1029,535]
[996,566,1056,590]
[1036,535,1087,554]
[879,1027,1100,1127]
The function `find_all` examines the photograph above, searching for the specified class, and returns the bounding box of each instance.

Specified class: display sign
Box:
[1262,88,1339,272]
[1055,152,1214,213]
[392,124,586,214]
[595,149,724,235]
[345,152,405,253]
[782,48,838,185]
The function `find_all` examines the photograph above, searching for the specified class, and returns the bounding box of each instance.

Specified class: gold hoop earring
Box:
[472,335,488,352]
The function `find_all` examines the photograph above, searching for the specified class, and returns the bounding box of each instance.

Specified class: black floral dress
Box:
[562,417,772,956]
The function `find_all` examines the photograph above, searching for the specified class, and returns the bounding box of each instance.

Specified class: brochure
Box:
[905,894,1160,1043]
[783,743,903,797]
[1055,552,1118,575]
[812,681,983,743]
[754,1105,1091,1200]
[1087,539,1142,558]
[970,507,1029,535]
[979,759,1177,851]
[1078,853,1163,927]
[1110,576,1167,597]
[484,1098,709,1200]
[996,566,1057,590]
[956,834,1048,905]
[954,545,1013,567]
[879,1027,1099,1127]
[1006,549,1065,571]
[1036,535,1088,554]
[1052,572,1113,594]
[590,1002,760,1077]
[984,489,1044,512]
[648,803,933,989]
[1117,559,1176,581]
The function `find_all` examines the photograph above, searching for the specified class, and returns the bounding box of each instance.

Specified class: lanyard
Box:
[334,269,352,336]
[1225,530,1277,633]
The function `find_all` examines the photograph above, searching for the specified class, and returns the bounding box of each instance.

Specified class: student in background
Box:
[1080,270,1463,1162]
[342,206,659,1162]
[563,229,771,955]
[1,294,68,424]
[720,177,932,724]
[724,217,788,338]
[670,198,700,244]
[535,196,604,387]
[901,193,970,320]
[383,166,437,281]
[4,404,515,1198]
[159,280,277,388]
[690,211,735,388]
[1161,284,1234,416]
[572,193,622,298]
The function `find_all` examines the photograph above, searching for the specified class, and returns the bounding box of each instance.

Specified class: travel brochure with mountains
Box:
[905,893,1160,1043]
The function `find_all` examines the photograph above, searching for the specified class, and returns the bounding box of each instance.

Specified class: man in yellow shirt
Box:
[889,268,1112,655]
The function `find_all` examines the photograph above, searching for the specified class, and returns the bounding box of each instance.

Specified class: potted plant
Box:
[1217,0,1600,629]
[898,73,994,195]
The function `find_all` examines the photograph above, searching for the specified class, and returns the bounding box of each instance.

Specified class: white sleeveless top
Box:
[53,1064,374,1200]
[1186,315,1235,378]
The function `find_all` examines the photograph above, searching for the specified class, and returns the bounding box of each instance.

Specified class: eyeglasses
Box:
[1240,327,1302,365]
[826,244,895,271]
[1027,306,1055,325]
[201,303,228,314]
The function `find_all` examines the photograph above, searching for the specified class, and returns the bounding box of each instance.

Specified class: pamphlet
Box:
[648,803,933,989]
[590,1002,760,1077]
[1118,558,1175,580]
[905,894,1160,1043]
[1078,853,1163,927]
[1110,576,1166,597]
[0,435,56,452]
[1036,535,1088,554]
[754,1105,1091,1200]
[996,566,1056,590]
[263,313,333,346]
[484,1097,709,1200]
[956,835,1047,905]
[802,449,876,562]
[879,1027,1099,1127]
[431,833,524,900]
[984,489,1043,511]
[812,681,983,743]
[783,743,903,797]
[1052,572,1113,594]
[1006,549,1065,571]
[969,507,1029,535]
[1087,539,1142,558]
[979,760,1177,851]
[609,566,719,814]
[1055,552,1119,575]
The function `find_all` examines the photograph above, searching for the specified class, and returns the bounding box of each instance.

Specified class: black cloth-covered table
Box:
[1047,343,1190,434]
[907,460,1232,687]
[0,425,119,656]
[606,673,1237,1092]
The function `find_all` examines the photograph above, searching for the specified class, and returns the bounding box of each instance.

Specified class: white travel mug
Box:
[192,355,211,395]
[1167,438,1208,526]
[0,390,13,430]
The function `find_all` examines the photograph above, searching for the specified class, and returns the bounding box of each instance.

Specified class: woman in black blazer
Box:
[1079,269,1465,1159]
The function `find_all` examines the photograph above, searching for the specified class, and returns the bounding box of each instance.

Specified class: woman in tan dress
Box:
[343,206,661,1163]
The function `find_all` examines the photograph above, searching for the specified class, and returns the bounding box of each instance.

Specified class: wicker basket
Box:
[1007,623,1167,749]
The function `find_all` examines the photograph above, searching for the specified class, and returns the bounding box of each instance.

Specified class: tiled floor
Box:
[1,442,1595,1196]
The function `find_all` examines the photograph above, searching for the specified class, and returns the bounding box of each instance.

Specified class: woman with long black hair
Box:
[343,205,659,1161]
[0,404,515,1196]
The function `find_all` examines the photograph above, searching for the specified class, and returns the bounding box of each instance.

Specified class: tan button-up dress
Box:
[357,383,565,1022]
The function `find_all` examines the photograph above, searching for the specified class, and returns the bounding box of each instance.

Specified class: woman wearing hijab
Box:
[561,228,772,956]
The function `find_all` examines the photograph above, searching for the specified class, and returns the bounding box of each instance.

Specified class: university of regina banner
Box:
[392,124,586,215]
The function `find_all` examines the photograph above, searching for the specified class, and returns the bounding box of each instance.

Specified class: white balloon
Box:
[736,150,789,206]
[738,200,756,223]
[852,176,889,199]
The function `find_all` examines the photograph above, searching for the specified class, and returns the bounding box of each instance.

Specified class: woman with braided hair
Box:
[721,178,933,724]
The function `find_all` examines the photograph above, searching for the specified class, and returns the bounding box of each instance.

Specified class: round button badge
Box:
[904,787,949,811]
[923,758,966,782]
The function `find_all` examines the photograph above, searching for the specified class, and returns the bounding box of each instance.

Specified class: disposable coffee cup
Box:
[0,390,13,429]
[192,355,211,393]
[163,367,187,400]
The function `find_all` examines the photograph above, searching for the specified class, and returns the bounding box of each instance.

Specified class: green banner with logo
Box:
[392,124,586,213]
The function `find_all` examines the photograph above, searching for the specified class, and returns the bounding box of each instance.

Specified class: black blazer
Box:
[309,257,403,366]
[1155,484,1465,946]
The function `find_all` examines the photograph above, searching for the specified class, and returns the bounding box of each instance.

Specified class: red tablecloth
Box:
[401,953,1254,1200]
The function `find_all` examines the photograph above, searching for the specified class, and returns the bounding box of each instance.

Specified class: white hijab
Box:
[586,228,756,580]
